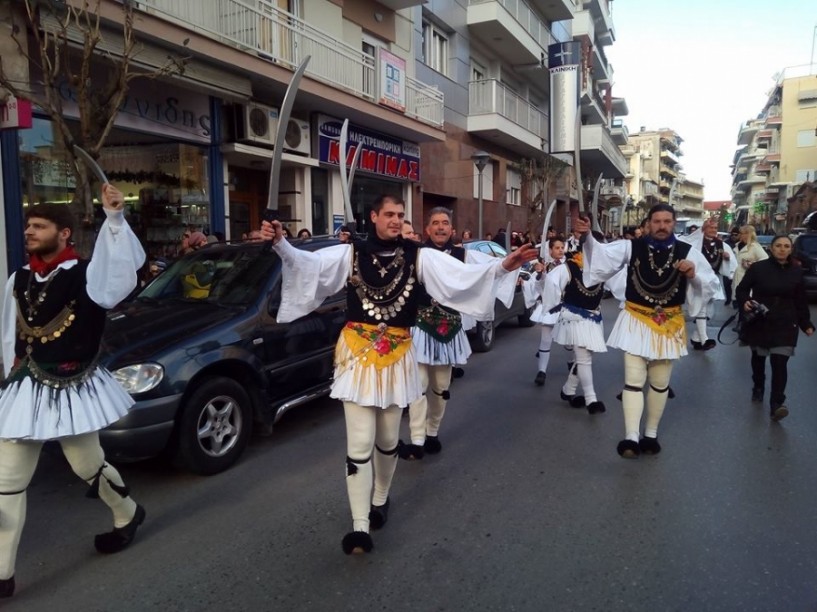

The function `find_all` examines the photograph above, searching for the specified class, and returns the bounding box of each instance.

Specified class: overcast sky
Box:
[606,1,816,201]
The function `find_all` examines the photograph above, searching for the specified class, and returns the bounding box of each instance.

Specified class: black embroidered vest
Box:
[625,238,691,308]
[702,237,724,273]
[562,260,604,311]
[347,237,421,328]
[13,262,107,363]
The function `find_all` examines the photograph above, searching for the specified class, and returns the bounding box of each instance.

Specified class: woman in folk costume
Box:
[541,233,611,414]
[0,185,146,598]
[261,195,535,554]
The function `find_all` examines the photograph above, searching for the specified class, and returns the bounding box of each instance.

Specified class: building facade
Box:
[1,0,445,271]
[731,64,817,233]
[412,0,628,239]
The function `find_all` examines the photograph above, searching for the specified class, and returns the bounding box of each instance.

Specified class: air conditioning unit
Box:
[236,102,278,146]
[283,118,311,155]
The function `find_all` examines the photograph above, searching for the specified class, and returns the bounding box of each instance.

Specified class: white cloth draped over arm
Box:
[272,239,352,323]
[606,267,628,304]
[582,233,631,287]
[683,246,721,317]
[541,264,569,312]
[521,271,544,309]
[2,273,17,378]
[86,209,147,309]
[722,242,737,279]
[418,248,511,321]
[463,249,520,308]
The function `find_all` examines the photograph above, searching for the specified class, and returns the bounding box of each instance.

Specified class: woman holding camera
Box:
[736,235,814,421]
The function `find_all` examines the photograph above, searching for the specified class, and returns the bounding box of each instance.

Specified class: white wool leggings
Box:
[537,325,554,372]
[620,354,673,442]
[563,347,598,404]
[0,432,137,580]
[343,402,403,533]
[407,364,452,444]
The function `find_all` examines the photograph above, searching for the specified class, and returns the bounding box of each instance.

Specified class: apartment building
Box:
[1,0,445,268]
[731,64,817,232]
[619,127,703,228]
[412,0,628,238]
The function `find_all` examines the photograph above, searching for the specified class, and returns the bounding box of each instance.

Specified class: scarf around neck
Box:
[28,245,80,277]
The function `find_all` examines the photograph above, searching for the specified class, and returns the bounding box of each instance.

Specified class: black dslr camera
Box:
[744,300,769,324]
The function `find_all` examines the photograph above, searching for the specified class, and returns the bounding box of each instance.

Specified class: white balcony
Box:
[468,79,548,156]
[737,121,760,145]
[582,0,615,46]
[467,0,554,66]
[530,0,575,22]
[580,123,627,178]
[134,0,444,127]
[610,119,628,145]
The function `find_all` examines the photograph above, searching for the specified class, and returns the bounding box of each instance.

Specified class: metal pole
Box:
[478,169,484,240]
[811,24,816,72]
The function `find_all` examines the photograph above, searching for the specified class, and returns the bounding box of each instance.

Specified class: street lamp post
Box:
[471,151,490,240]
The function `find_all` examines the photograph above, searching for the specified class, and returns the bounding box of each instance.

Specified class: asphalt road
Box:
[7,300,817,612]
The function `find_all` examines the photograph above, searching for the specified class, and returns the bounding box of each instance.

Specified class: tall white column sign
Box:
[548,41,581,154]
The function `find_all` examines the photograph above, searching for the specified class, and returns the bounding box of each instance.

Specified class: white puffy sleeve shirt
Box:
[271,239,515,324]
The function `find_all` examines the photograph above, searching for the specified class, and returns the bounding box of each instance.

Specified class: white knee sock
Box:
[61,432,137,528]
[407,364,430,445]
[574,347,597,404]
[537,325,553,372]
[645,360,673,438]
[343,402,377,532]
[622,354,648,442]
[425,365,452,437]
[0,441,42,580]
[562,362,580,396]
[372,406,403,507]
[694,317,708,343]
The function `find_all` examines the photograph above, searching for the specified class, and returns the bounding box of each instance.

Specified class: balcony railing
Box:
[135,0,444,127]
[469,0,555,51]
[469,79,547,138]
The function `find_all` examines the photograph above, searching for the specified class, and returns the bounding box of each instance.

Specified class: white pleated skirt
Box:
[0,367,133,441]
[330,337,421,409]
[607,310,688,360]
[411,327,471,366]
[553,309,607,353]
[530,303,559,326]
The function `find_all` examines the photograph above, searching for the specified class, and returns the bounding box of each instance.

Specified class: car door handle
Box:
[253,338,264,345]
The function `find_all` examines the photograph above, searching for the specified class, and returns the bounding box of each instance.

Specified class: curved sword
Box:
[73,145,108,185]
[339,119,357,231]
[266,55,311,220]
[619,200,626,237]
[574,106,585,215]
[591,173,603,233]
[348,139,362,190]
[540,199,557,260]
[505,221,511,253]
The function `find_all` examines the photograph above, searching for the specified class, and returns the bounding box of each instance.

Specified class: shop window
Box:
[19,117,210,260]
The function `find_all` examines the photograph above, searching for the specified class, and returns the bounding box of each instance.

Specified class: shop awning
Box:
[220,142,320,169]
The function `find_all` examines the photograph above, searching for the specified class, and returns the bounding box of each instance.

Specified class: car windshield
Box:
[138,245,280,305]
[756,235,773,245]
[797,235,817,256]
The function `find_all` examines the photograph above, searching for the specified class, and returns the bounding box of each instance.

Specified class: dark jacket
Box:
[735,257,814,348]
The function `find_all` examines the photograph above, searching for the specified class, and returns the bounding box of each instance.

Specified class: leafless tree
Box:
[516,154,568,240]
[0,0,187,252]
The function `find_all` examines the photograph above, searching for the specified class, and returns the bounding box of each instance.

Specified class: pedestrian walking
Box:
[735,235,814,421]
[0,185,147,598]
[575,205,719,458]
[733,225,768,304]
[261,194,535,554]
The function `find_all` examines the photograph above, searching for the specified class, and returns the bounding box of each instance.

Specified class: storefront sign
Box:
[0,96,33,130]
[55,79,211,143]
[317,115,420,182]
[378,49,406,112]
[548,41,581,154]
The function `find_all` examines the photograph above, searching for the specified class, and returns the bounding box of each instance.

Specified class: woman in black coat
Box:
[736,235,814,421]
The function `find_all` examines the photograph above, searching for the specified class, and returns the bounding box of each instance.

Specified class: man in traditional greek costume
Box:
[681,218,736,350]
[398,207,518,460]
[575,205,719,458]
[262,195,536,554]
[0,185,146,598]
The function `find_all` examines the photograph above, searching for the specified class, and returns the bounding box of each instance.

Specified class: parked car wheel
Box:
[176,377,253,475]
[518,305,535,328]
[470,320,495,352]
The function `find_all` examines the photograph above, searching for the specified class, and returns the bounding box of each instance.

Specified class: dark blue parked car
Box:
[99,238,346,474]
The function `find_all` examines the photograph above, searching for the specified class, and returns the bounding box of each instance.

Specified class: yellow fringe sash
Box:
[624,301,687,345]
[339,322,412,371]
